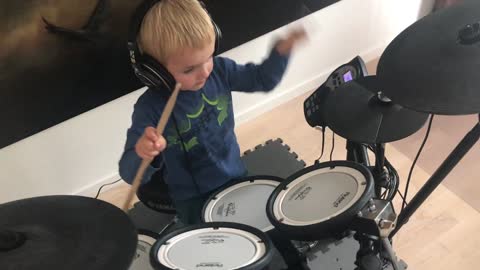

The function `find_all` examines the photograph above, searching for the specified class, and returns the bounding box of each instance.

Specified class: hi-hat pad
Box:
[323,76,429,143]
[0,196,137,270]
[377,0,480,115]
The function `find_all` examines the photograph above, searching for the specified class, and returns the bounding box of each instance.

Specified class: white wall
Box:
[0,0,435,203]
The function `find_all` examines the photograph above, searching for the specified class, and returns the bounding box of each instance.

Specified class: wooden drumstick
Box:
[122,83,182,212]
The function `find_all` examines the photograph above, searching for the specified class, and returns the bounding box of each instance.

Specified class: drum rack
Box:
[128,138,407,270]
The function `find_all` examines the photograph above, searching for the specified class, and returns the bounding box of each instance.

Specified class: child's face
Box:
[165,41,215,91]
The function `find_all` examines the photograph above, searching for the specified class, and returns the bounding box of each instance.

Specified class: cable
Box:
[381,188,388,199]
[365,144,400,201]
[401,114,434,212]
[330,131,335,161]
[95,179,122,199]
[396,190,406,201]
[315,128,326,163]
[384,158,399,201]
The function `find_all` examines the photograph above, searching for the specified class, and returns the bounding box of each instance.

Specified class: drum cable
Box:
[330,132,335,162]
[365,145,403,201]
[383,158,400,200]
[315,127,336,163]
[315,127,326,162]
[364,114,434,212]
[94,178,122,199]
[401,114,434,212]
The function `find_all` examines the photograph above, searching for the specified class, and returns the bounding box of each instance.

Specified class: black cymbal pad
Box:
[324,76,429,143]
[377,0,480,115]
[0,196,137,270]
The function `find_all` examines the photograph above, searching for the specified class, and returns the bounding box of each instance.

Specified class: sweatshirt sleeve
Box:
[217,46,290,93]
[118,92,164,185]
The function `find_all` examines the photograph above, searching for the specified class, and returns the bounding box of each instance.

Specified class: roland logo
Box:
[225,202,236,216]
[288,184,313,201]
[333,192,351,207]
[294,186,312,201]
[196,262,223,268]
[200,235,226,245]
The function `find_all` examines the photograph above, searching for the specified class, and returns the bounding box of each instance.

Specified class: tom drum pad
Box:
[202,176,284,232]
[267,161,374,240]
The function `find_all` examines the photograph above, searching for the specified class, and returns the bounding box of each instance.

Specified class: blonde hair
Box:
[138,0,216,64]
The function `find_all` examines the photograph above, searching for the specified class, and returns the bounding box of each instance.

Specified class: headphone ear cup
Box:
[132,64,157,88]
[139,54,177,91]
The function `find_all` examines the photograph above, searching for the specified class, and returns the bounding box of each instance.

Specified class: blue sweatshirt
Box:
[119,48,289,201]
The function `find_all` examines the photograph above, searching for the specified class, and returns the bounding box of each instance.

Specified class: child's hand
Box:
[135,127,167,159]
[275,28,308,56]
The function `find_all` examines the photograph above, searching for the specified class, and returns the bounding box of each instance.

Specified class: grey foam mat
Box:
[242,138,306,178]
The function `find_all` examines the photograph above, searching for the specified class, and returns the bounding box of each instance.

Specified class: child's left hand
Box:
[275,28,308,56]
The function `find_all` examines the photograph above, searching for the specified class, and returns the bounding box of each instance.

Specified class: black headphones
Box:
[127,0,222,91]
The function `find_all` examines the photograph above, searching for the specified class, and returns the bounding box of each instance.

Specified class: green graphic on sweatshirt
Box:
[166,93,230,152]
[167,135,199,152]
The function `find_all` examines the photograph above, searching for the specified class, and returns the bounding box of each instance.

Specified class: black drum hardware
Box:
[3,2,480,269]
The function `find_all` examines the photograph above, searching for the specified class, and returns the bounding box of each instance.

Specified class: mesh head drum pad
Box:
[202,176,284,232]
[267,161,374,241]
[150,222,274,270]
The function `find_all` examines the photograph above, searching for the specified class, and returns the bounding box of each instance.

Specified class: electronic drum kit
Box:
[2,1,480,269]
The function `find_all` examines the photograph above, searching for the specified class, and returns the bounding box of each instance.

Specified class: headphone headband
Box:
[127,0,221,91]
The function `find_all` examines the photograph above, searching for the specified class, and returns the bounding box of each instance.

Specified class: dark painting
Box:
[0,0,341,149]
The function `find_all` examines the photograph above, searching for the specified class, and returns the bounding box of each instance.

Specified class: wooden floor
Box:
[100,60,480,270]
[392,114,480,211]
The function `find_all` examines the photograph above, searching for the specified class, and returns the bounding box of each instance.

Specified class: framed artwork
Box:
[0,0,341,148]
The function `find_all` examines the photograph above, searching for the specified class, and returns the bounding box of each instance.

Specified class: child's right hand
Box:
[135,127,167,159]
[275,28,308,56]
